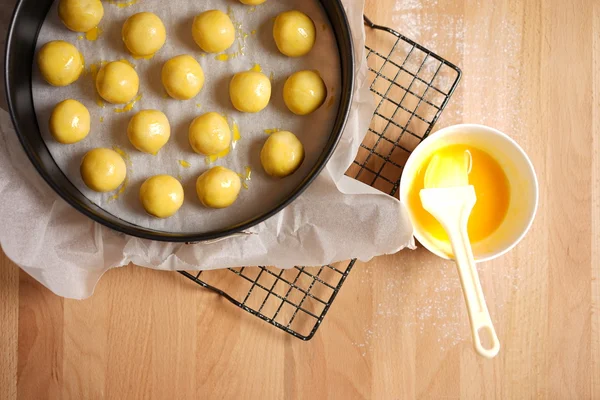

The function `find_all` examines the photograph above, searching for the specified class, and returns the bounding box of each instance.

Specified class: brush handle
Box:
[420,187,500,358]
[445,217,500,359]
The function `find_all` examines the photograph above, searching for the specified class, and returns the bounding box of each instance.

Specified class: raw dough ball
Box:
[189,112,231,156]
[49,99,90,144]
[162,55,205,100]
[58,0,104,33]
[229,71,271,113]
[283,70,327,115]
[80,148,127,192]
[239,0,266,4]
[260,131,305,178]
[192,10,235,53]
[95,61,139,104]
[122,12,166,57]
[127,110,171,155]
[139,175,184,218]
[273,10,316,57]
[37,40,84,86]
[196,166,241,209]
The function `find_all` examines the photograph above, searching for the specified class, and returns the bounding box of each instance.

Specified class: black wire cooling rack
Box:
[179,16,462,341]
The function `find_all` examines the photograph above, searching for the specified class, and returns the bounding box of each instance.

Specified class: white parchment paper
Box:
[0,0,415,299]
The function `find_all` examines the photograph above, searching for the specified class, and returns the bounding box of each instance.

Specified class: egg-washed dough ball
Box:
[95,61,139,104]
[273,10,316,57]
[49,99,90,144]
[58,0,104,33]
[189,112,231,156]
[122,12,167,57]
[37,41,84,86]
[80,148,127,192]
[196,166,242,209]
[192,10,235,53]
[283,70,327,115]
[239,0,266,4]
[229,71,271,113]
[261,131,305,178]
[127,110,171,155]
[139,175,184,218]
[162,55,205,100]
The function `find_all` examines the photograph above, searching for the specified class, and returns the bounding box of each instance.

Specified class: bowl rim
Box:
[399,123,539,262]
[4,0,355,242]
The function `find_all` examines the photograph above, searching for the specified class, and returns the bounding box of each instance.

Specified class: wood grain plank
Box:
[193,272,285,400]
[17,270,64,400]
[279,265,370,400]
[147,271,198,399]
[100,267,197,399]
[0,251,19,400]
[542,1,593,398]
[61,273,110,399]
[503,0,551,397]
[591,3,600,398]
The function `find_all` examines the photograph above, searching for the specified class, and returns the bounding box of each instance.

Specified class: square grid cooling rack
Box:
[179,16,462,340]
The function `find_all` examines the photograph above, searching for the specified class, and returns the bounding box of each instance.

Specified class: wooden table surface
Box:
[1,0,599,399]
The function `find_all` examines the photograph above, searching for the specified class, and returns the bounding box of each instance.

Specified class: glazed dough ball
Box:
[122,12,166,57]
[49,99,90,144]
[283,70,327,115]
[139,175,184,218]
[273,10,316,57]
[80,148,127,192]
[37,41,84,86]
[192,10,236,53]
[239,0,266,4]
[196,166,241,209]
[162,55,205,100]
[127,110,171,155]
[58,0,104,33]
[189,112,231,156]
[95,61,139,104]
[260,131,305,178]
[229,71,271,113]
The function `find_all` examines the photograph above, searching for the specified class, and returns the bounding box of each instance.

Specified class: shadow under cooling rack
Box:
[178,16,462,341]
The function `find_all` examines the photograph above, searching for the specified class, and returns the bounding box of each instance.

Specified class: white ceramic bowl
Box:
[399,124,539,262]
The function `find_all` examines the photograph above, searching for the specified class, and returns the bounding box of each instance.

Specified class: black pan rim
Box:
[4,0,355,243]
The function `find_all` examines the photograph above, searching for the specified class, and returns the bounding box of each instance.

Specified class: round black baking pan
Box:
[4,0,354,242]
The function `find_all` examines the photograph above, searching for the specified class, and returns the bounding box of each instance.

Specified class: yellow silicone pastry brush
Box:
[420,150,500,359]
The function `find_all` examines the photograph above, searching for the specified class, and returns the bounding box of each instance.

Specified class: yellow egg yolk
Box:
[408,144,511,244]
